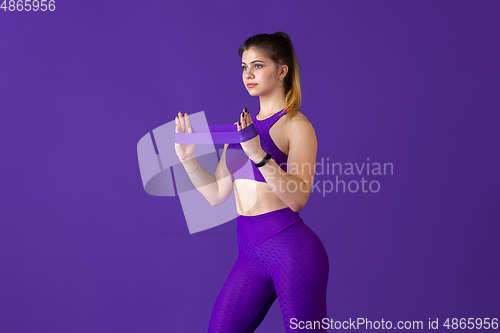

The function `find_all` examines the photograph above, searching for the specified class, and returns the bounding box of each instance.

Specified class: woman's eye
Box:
[242,65,262,70]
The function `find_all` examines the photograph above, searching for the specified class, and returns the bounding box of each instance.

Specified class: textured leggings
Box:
[207,216,329,332]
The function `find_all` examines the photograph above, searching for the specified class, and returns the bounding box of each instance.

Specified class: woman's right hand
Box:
[174,111,196,162]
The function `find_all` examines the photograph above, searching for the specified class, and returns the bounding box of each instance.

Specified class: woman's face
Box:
[241,47,281,97]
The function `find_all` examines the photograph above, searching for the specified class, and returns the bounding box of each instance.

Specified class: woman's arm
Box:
[211,122,241,205]
[181,142,233,206]
[250,118,317,212]
[212,143,234,206]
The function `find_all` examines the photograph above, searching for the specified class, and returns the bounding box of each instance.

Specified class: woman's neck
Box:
[258,93,285,119]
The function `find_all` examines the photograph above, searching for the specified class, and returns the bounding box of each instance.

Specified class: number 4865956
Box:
[1,0,56,11]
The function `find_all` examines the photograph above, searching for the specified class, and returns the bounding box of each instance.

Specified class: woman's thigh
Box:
[208,245,277,333]
[256,222,330,332]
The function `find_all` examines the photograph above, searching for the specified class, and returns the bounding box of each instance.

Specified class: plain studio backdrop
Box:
[0,1,498,332]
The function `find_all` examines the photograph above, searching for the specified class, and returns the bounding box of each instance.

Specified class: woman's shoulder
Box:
[285,111,317,153]
[285,111,315,134]
[290,110,309,122]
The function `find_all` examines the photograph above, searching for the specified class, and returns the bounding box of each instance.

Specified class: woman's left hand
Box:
[237,108,266,162]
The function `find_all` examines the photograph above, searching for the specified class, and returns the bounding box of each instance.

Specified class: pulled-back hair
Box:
[238,32,301,122]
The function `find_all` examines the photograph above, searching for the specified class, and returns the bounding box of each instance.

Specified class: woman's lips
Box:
[247,83,257,87]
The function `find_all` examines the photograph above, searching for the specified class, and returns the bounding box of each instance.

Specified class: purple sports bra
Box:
[226,109,289,183]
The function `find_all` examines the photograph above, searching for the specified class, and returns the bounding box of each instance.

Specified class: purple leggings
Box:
[208,208,329,332]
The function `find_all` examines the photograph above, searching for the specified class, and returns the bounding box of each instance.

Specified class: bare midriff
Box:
[233,179,289,216]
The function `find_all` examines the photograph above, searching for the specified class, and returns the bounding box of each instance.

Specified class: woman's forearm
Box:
[181,156,220,206]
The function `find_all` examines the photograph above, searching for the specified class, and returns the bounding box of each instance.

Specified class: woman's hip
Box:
[236,208,329,266]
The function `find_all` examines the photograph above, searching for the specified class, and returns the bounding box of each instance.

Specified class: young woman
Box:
[175,32,329,333]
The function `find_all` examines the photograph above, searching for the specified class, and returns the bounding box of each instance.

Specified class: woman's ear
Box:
[280,64,289,79]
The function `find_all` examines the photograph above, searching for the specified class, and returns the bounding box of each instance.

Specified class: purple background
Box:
[1,1,499,332]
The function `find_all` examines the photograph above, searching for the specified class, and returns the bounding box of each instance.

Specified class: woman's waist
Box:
[236,202,289,217]
[233,180,288,216]
[236,206,303,246]
[236,206,303,225]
